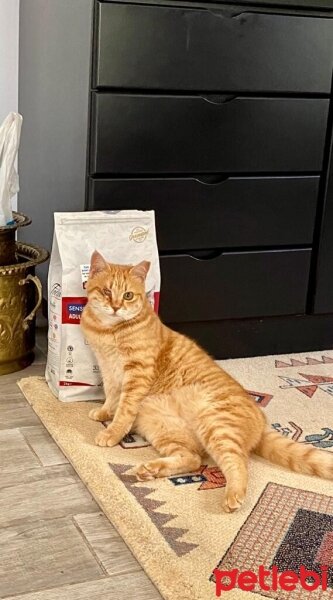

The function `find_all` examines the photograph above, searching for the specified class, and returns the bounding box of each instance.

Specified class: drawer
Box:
[88,176,319,250]
[159,249,311,322]
[94,3,333,94]
[90,94,328,175]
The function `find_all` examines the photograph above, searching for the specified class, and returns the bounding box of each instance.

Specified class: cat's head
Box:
[86,250,150,325]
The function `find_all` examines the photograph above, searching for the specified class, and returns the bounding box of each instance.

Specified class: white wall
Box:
[0,0,20,211]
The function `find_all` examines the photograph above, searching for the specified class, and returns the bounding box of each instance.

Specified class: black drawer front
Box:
[88,176,319,250]
[159,249,311,322]
[94,3,333,94]
[90,95,328,175]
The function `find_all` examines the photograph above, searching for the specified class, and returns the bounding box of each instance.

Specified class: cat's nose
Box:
[112,304,121,312]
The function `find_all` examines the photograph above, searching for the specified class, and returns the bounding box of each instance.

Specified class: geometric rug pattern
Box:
[275,352,333,369]
[215,482,333,599]
[109,463,199,557]
[275,355,333,368]
[279,373,333,399]
[19,348,333,600]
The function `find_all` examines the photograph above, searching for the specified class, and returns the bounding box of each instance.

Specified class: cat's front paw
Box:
[95,428,120,447]
[89,407,113,422]
[223,487,246,513]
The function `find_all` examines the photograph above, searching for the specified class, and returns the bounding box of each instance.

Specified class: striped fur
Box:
[81,252,333,512]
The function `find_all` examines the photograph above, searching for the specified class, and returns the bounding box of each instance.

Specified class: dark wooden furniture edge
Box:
[170,314,333,358]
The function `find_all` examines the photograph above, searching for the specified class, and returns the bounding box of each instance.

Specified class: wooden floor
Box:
[0,326,162,600]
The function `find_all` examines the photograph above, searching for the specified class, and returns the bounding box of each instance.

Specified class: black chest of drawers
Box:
[18,0,333,357]
[86,0,333,357]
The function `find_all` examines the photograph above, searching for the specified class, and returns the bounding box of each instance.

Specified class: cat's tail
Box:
[254,429,333,479]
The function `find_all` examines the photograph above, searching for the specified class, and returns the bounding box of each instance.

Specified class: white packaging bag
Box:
[46,210,160,401]
[0,112,23,226]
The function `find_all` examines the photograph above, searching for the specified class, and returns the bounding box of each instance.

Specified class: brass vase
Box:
[0,241,49,375]
[0,211,31,266]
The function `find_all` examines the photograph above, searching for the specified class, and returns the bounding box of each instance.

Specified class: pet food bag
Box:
[46,210,160,401]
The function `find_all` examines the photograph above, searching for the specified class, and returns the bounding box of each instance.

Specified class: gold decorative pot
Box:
[0,242,49,375]
[0,211,31,266]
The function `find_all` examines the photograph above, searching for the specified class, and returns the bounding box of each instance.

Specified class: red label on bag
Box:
[59,380,94,387]
[62,297,87,324]
[154,291,160,314]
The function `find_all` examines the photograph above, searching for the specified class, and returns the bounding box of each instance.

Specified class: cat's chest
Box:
[95,348,124,385]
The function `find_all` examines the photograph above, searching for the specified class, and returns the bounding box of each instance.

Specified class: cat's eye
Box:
[103,288,112,297]
[123,291,134,301]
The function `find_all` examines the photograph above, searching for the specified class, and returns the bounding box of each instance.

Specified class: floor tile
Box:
[0,464,97,527]
[20,425,68,466]
[0,517,104,597]
[0,428,41,473]
[0,394,40,429]
[1,571,162,600]
[74,512,142,576]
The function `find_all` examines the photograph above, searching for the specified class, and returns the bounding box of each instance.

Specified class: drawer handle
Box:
[187,250,223,261]
[208,8,249,19]
[195,175,228,186]
[201,95,236,105]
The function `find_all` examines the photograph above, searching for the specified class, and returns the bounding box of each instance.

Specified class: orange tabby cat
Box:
[81,251,333,512]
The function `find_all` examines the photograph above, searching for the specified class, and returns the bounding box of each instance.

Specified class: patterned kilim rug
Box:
[18,349,333,600]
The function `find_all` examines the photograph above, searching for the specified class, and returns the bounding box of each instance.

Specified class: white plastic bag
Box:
[0,112,23,226]
[46,210,160,402]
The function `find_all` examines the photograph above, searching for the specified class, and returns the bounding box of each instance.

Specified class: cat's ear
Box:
[130,260,150,282]
[90,250,108,277]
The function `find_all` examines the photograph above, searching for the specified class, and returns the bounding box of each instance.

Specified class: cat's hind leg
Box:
[194,396,264,512]
[195,420,249,512]
[207,439,248,513]
[133,393,203,481]
[135,449,201,482]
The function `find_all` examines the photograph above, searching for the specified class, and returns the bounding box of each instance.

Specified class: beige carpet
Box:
[18,349,333,600]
